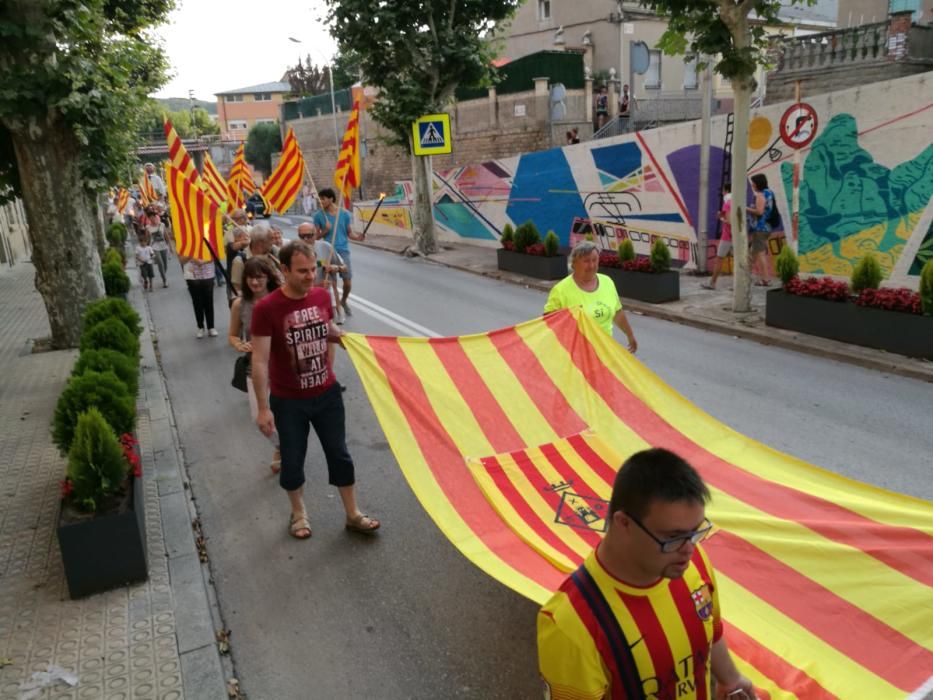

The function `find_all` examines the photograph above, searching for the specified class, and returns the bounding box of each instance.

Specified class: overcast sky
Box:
[152,0,337,100]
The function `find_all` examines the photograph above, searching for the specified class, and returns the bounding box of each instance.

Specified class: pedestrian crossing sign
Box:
[412,114,452,156]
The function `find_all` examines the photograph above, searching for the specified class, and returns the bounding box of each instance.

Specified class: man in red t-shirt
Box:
[250,241,380,539]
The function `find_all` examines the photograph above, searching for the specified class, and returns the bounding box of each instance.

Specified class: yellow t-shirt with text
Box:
[544,274,622,335]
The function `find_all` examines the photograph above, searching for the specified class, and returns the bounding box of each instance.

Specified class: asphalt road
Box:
[147,218,933,699]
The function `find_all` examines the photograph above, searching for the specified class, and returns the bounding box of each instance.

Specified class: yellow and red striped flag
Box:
[163,118,201,187]
[165,164,223,262]
[227,144,256,207]
[200,153,229,209]
[260,128,305,214]
[342,308,933,700]
[333,96,361,208]
[139,170,157,205]
[115,188,130,214]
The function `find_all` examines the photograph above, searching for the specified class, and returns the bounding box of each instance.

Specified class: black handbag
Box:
[231,353,250,392]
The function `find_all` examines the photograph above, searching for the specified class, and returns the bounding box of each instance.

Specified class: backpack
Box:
[766,190,781,229]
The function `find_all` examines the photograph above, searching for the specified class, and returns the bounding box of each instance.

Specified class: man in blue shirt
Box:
[313,187,366,323]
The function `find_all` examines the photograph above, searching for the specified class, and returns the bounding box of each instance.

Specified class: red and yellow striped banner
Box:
[334,97,360,208]
[163,118,201,187]
[201,153,229,209]
[342,308,933,700]
[115,188,129,214]
[139,171,157,206]
[166,164,223,262]
[227,144,256,207]
[260,128,305,214]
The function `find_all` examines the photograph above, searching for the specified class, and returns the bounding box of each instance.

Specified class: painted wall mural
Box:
[354,73,933,287]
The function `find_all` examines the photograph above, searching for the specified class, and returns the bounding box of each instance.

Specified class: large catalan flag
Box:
[228,144,256,207]
[165,164,223,262]
[342,308,933,700]
[115,188,130,214]
[260,128,305,214]
[163,118,201,186]
[334,96,360,208]
[139,171,157,205]
[201,153,229,209]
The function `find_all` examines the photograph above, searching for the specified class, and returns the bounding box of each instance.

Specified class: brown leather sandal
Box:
[289,512,312,539]
[345,513,380,534]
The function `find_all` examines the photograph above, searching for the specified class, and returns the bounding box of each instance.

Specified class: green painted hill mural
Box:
[782,113,933,278]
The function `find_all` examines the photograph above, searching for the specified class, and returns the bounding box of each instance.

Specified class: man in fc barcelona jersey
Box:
[537,448,757,700]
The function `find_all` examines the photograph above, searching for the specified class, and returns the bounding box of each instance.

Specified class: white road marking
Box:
[351,295,442,338]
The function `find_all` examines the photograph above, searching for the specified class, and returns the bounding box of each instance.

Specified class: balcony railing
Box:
[775,22,890,72]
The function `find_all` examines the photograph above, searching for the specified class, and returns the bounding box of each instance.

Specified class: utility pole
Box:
[696,61,713,274]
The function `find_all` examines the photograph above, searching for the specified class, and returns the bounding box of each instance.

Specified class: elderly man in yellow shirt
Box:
[544,241,638,353]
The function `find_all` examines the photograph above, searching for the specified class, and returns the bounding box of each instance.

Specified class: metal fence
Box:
[593,97,704,137]
[455,50,585,101]
[282,88,354,121]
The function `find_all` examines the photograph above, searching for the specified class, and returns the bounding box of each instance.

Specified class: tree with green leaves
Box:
[245,122,283,178]
[0,0,172,348]
[325,0,520,255]
[643,0,811,312]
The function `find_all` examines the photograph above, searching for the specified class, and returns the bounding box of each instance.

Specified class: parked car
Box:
[246,192,270,219]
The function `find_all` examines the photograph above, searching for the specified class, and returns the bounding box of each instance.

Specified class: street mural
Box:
[355,73,932,287]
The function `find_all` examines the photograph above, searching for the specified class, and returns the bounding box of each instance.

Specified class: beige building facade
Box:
[215,81,291,142]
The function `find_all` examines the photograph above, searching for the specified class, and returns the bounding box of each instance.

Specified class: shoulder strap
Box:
[569,564,646,700]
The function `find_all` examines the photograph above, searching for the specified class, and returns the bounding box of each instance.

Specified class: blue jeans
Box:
[270,383,354,492]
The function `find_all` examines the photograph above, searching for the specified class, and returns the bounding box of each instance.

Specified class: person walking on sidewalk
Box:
[179,255,218,338]
[135,234,155,292]
[747,174,775,287]
[143,206,170,288]
[702,183,732,291]
[228,257,282,475]
[250,240,380,540]
[544,241,637,353]
[313,188,365,322]
[538,448,757,700]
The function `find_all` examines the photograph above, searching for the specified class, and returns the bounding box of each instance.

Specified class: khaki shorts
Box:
[750,231,770,254]
[717,240,733,257]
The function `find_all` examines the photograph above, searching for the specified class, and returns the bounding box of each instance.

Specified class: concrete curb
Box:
[133,285,233,699]
[355,239,932,384]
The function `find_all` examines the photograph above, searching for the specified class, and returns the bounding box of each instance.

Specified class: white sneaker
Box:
[196,329,204,339]
[334,309,344,325]
[208,328,218,337]
[342,301,352,317]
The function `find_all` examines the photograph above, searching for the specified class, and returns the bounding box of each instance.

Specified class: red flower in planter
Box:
[598,251,622,269]
[525,242,546,257]
[855,287,922,315]
[501,241,515,252]
[785,276,850,301]
[622,258,653,273]
[120,433,142,478]
[60,478,74,499]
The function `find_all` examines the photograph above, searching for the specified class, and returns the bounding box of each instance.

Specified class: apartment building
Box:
[215,81,291,141]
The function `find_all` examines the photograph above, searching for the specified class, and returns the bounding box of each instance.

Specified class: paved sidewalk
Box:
[352,232,933,383]
[0,262,228,699]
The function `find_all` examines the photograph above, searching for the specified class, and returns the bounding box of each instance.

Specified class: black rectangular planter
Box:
[57,474,148,599]
[497,249,568,280]
[765,289,933,359]
[601,268,680,303]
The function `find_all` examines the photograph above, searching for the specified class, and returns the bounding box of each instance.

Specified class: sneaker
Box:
[334,309,345,325]
[196,329,205,339]
[342,301,352,317]
[208,328,218,337]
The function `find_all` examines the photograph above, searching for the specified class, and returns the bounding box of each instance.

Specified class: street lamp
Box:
[288,37,341,156]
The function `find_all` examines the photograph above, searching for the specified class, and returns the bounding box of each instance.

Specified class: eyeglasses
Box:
[626,513,713,553]
[298,234,314,240]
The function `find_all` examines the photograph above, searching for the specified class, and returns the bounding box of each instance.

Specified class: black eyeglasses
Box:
[626,513,713,553]
[298,234,314,240]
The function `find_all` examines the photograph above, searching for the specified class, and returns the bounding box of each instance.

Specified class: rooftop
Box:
[215,81,292,96]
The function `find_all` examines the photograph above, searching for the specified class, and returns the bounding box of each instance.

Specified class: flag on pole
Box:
[201,153,230,209]
[333,96,361,208]
[165,164,223,262]
[116,188,130,214]
[139,171,157,205]
[260,128,305,214]
[163,118,202,186]
[342,307,933,700]
[228,144,256,207]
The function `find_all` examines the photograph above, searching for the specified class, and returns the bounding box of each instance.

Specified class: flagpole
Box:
[321,166,352,285]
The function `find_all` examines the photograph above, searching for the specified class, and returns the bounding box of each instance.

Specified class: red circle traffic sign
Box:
[779,103,818,149]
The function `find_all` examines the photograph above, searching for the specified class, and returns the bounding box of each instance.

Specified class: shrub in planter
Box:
[52,370,135,454]
[102,260,130,297]
[618,239,635,263]
[80,317,140,359]
[855,287,922,314]
[544,230,559,257]
[514,221,541,253]
[64,408,130,513]
[775,246,799,286]
[73,348,139,397]
[500,223,515,249]
[82,297,142,338]
[921,259,933,316]
[103,248,123,268]
[851,253,883,293]
[107,222,127,248]
[650,238,671,273]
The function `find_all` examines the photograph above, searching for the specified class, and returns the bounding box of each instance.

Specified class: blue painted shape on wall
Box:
[624,212,685,223]
[599,172,618,188]
[434,202,497,240]
[507,148,587,246]
[591,142,642,180]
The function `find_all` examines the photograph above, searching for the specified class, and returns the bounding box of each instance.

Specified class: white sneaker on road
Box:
[342,301,352,317]
[196,329,205,339]
[208,328,218,337]
[334,308,345,325]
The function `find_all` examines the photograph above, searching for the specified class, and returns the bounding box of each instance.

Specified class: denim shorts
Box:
[337,249,352,280]
[270,383,354,491]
